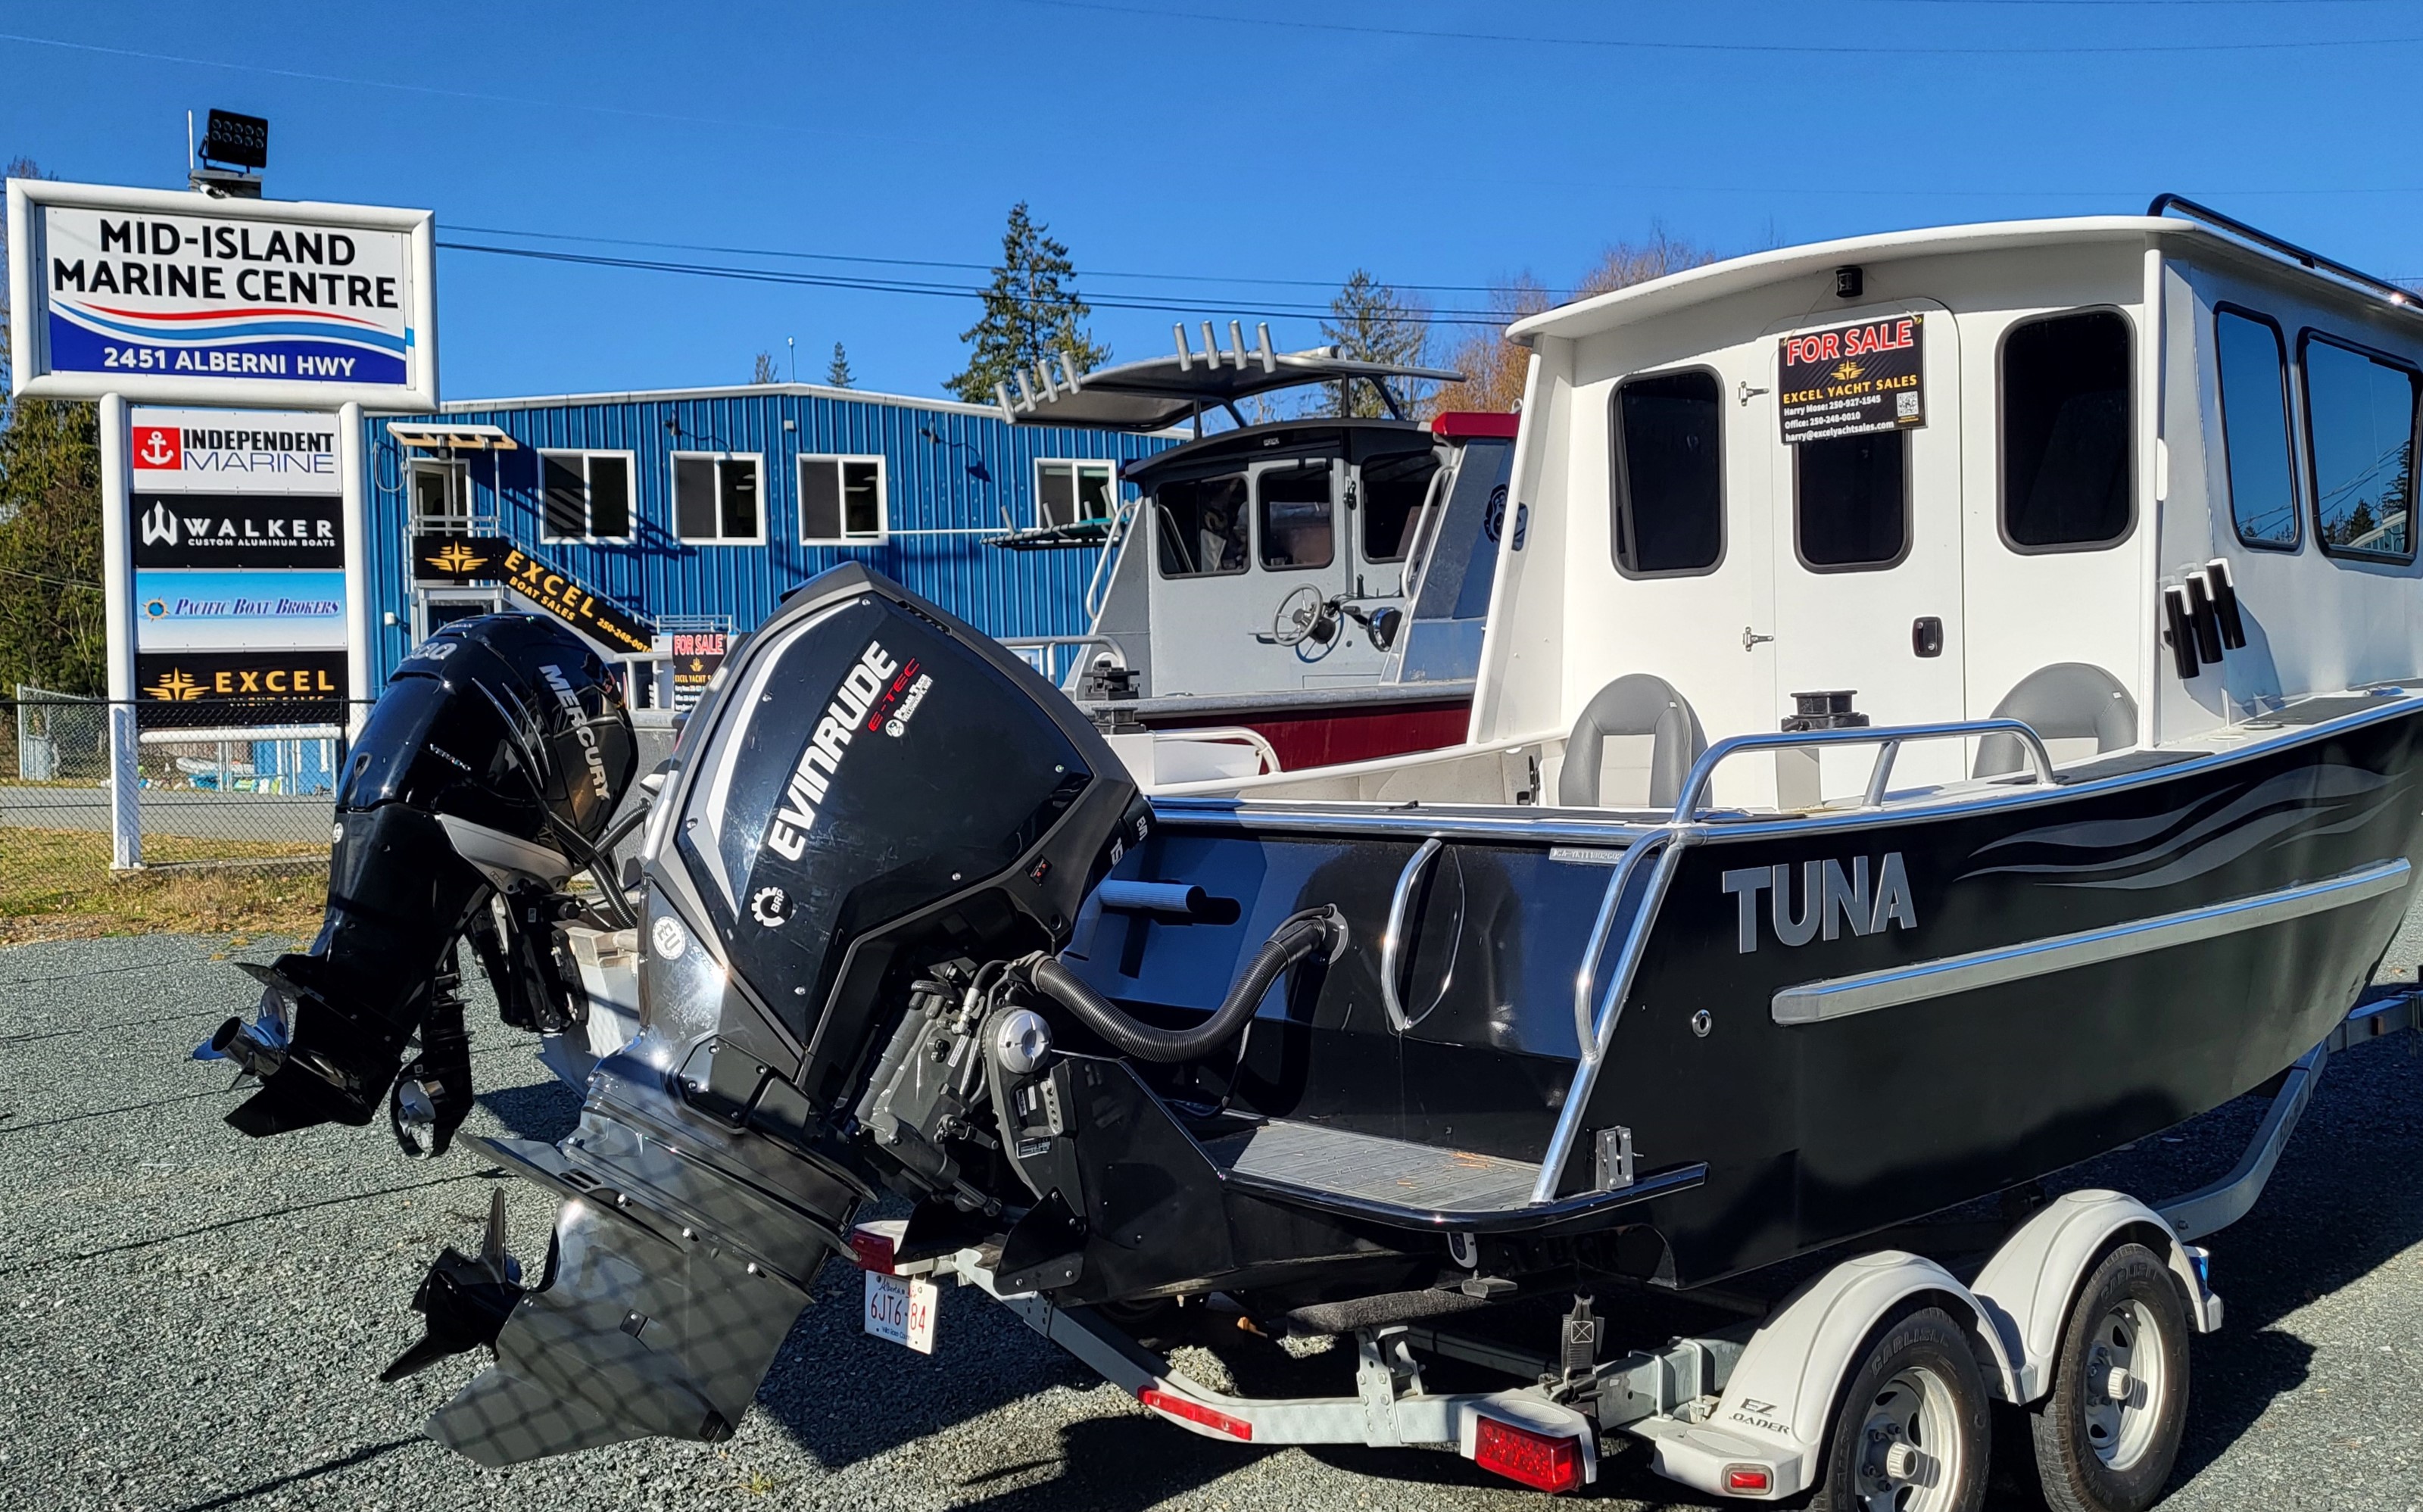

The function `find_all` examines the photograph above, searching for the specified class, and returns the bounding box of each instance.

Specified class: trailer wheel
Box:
[1811,1305,1991,1512]
[2029,1242,2190,1512]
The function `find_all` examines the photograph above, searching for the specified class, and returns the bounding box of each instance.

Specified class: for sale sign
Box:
[1777,315,1926,444]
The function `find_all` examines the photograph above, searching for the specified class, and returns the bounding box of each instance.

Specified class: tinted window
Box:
[1258,460,1335,570]
[589,456,630,539]
[1153,473,1249,578]
[674,457,718,538]
[542,454,586,539]
[2303,333,2418,559]
[2002,310,2133,549]
[719,458,759,538]
[1797,431,1908,569]
[2216,310,2298,548]
[675,455,761,542]
[800,457,884,542]
[1611,370,1723,574]
[1360,449,1439,563]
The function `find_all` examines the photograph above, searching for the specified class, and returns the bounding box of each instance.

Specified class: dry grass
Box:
[0,825,326,945]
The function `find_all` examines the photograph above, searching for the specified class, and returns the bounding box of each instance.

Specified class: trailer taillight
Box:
[1140,1386,1254,1441]
[1472,1415,1582,1493]
[1726,1464,1774,1494]
[847,1226,897,1275]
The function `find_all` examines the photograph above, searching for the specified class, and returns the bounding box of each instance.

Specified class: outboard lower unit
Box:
[204,614,639,1152]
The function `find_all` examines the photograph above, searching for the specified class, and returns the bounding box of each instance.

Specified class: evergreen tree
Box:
[947,203,1108,405]
[750,351,778,385]
[0,155,104,694]
[1320,270,1430,417]
[827,341,854,388]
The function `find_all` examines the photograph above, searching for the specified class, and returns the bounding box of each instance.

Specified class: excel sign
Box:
[5,179,437,408]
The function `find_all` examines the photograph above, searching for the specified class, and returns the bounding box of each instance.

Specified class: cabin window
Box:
[1258,459,1336,570]
[540,452,634,542]
[1795,432,1909,569]
[672,453,762,544]
[1036,459,1115,530]
[1359,449,1440,563]
[1610,369,1724,575]
[2215,308,2300,550]
[2300,332,2418,560]
[1153,472,1250,578]
[799,455,886,544]
[2000,310,2134,550]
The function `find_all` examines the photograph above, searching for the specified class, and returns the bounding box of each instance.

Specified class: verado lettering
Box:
[1720,853,1917,953]
[764,640,900,862]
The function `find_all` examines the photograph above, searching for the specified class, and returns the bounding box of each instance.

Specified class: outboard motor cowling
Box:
[210,615,637,1139]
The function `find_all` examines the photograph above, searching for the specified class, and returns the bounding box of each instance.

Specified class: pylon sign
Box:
[6,179,436,408]
[128,406,349,725]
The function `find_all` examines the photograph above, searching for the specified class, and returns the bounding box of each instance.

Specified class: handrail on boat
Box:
[1671,717,2057,820]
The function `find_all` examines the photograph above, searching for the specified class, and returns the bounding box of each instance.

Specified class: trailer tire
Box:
[2029,1242,2190,1512]
[1810,1305,1990,1512]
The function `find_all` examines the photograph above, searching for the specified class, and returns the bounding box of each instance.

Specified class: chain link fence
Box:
[3,691,362,890]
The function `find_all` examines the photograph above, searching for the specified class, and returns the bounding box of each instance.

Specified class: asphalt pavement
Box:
[2,931,2419,1511]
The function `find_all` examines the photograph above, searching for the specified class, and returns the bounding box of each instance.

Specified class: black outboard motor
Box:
[207,615,637,1148]
[391,565,1152,1464]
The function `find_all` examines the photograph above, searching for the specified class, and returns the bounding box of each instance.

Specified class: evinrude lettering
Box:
[1721,852,1916,952]
[539,663,612,802]
[763,640,898,862]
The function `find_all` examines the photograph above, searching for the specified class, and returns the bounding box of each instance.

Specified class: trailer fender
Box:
[1968,1188,2220,1405]
[1659,1251,2015,1499]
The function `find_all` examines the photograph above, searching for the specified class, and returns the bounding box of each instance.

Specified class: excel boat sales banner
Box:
[129,407,349,724]
[7,179,436,408]
[1777,315,1926,444]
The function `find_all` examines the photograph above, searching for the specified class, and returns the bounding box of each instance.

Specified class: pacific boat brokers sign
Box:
[5,179,436,408]
[1776,315,1926,444]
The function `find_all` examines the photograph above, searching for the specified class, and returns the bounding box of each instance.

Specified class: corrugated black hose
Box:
[1021,906,1341,1063]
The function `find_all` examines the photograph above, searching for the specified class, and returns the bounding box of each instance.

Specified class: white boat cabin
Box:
[1193,201,2423,809]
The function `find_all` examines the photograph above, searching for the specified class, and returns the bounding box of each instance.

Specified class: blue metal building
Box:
[356,382,1168,697]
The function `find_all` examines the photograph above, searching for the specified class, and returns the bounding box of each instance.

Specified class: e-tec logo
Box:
[538,662,611,802]
[763,639,898,862]
[133,426,182,469]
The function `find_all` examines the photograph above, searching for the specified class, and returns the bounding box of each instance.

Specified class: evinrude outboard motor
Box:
[204,615,638,1152]
[386,564,1156,1464]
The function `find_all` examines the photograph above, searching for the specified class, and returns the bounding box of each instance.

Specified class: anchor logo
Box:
[132,426,182,470]
[140,503,179,547]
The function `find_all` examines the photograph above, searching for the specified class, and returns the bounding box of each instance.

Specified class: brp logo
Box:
[139,502,178,547]
[132,427,182,470]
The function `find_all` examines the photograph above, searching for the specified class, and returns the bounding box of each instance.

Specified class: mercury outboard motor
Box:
[385,564,1155,1464]
[206,615,638,1149]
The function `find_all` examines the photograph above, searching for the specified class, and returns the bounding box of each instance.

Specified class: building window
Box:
[1258,459,1336,570]
[411,458,472,530]
[540,451,634,542]
[1036,459,1115,529]
[672,453,762,544]
[2214,308,2300,550]
[2000,309,2133,551]
[1152,472,1249,578]
[1796,431,1909,570]
[1610,369,1723,575]
[2301,331,2418,561]
[1360,448,1440,563]
[799,454,886,544]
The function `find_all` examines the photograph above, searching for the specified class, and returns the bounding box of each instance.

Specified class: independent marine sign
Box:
[1777,315,1925,443]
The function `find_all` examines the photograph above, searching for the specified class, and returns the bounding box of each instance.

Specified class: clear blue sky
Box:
[8,1,2422,404]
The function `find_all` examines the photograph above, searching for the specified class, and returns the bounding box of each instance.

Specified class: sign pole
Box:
[339,401,369,738]
[98,392,140,870]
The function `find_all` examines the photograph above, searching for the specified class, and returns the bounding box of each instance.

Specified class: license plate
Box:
[863,1269,938,1354]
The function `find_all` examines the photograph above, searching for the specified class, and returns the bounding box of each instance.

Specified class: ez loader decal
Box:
[764,641,904,862]
[1721,853,1918,952]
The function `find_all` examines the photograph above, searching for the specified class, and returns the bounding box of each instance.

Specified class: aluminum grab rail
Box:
[1670,717,2057,821]
[1380,837,1444,1033]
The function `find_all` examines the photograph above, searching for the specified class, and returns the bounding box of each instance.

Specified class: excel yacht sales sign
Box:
[6,179,436,407]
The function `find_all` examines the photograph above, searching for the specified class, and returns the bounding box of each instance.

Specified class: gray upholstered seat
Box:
[1558,674,1707,809]
[1974,662,2138,777]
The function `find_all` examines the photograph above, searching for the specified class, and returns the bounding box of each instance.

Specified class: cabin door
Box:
[1766,301,1967,793]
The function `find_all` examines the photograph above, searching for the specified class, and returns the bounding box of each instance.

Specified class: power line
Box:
[1019,0,2423,53]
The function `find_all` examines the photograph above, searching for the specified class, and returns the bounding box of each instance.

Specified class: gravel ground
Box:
[2,931,2420,1511]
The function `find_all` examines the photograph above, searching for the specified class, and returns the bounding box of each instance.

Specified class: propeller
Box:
[379,1189,525,1383]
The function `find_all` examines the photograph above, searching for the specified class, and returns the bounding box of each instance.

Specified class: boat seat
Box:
[1558,674,1707,809]
[1975,662,2137,777]
[1200,1119,1542,1213]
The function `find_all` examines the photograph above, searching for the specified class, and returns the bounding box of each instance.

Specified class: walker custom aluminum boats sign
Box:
[1777,315,1925,442]
[5,179,436,407]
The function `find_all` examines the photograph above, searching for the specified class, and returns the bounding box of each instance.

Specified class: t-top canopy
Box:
[1002,320,1463,432]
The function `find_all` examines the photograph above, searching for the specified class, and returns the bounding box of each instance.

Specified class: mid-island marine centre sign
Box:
[5,179,436,409]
